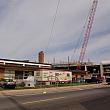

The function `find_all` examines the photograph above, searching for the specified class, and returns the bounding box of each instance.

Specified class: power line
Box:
[45,0,61,53]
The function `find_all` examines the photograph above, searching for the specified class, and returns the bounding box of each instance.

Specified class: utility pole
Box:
[53,57,56,64]
[68,56,70,70]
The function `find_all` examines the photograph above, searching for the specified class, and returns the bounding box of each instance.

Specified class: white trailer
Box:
[34,69,72,83]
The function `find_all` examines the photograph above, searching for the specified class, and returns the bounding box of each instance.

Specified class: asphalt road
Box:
[0,87,110,110]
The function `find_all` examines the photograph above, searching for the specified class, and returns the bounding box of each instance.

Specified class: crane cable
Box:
[45,0,61,53]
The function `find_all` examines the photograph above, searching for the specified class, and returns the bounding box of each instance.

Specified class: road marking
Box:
[43,91,47,94]
[22,96,65,105]
[2,93,42,97]
[79,89,84,90]
[11,93,41,97]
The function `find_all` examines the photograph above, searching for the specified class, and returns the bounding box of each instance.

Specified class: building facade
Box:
[100,60,110,77]
[0,59,51,82]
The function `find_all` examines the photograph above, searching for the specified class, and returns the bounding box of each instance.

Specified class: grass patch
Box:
[0,87,4,91]
[0,82,90,91]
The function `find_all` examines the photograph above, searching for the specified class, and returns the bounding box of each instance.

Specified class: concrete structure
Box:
[0,58,73,85]
[100,60,110,77]
[0,59,51,82]
[1,58,108,84]
[53,63,101,82]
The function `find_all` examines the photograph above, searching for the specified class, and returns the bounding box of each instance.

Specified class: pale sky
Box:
[0,0,110,63]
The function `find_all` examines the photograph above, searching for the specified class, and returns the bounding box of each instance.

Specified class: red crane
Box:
[77,0,98,69]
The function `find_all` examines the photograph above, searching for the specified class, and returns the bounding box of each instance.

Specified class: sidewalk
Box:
[0,83,110,96]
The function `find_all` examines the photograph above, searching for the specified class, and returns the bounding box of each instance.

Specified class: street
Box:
[0,86,110,110]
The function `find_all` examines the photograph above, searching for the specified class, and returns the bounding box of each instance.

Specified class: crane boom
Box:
[78,0,98,64]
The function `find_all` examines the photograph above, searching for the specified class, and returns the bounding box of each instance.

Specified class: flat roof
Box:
[0,58,51,67]
[101,60,110,64]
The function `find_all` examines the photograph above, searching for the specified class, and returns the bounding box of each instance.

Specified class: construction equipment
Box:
[77,0,98,69]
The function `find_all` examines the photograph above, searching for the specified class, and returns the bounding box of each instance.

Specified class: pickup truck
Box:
[0,78,16,89]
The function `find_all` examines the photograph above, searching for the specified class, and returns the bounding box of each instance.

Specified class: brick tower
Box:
[38,51,44,63]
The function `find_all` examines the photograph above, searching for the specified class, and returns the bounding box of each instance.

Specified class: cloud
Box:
[87,34,110,52]
[0,0,109,63]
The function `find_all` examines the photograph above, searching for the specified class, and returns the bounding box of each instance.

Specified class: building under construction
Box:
[0,0,109,84]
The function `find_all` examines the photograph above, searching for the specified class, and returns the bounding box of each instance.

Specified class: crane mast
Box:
[78,0,98,64]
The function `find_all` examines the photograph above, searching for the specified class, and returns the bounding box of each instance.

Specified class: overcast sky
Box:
[0,0,110,63]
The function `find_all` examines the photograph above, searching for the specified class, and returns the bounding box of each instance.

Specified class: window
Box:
[36,72,40,76]
[67,73,70,77]
[55,73,59,76]
[4,70,15,79]
[15,71,23,79]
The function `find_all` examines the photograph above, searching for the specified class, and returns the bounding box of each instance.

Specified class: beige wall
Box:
[0,68,5,79]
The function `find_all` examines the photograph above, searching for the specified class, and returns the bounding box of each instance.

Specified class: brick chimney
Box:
[38,51,44,63]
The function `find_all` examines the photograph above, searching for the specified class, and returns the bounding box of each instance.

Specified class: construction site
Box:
[0,1,110,110]
[0,0,110,87]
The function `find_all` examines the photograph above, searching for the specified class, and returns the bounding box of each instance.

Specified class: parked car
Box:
[85,76,103,83]
[106,77,110,85]
[0,78,16,89]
